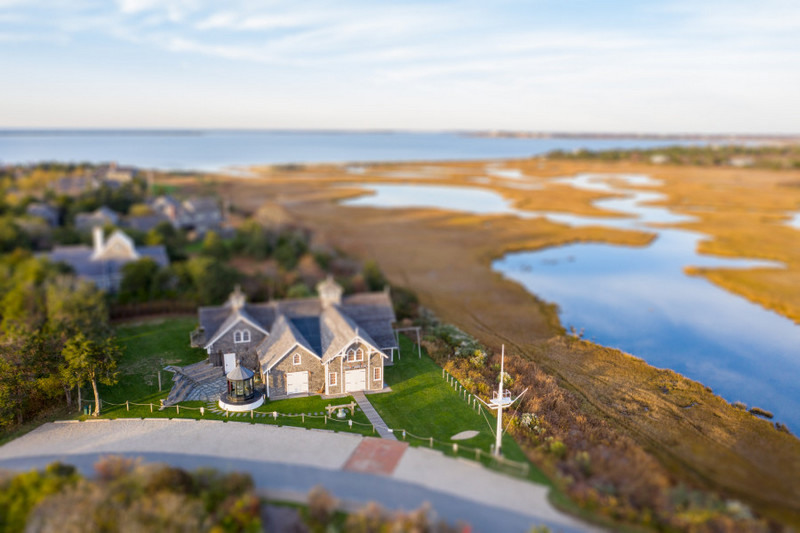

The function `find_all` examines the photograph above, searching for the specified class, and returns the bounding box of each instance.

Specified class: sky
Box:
[0,0,798,133]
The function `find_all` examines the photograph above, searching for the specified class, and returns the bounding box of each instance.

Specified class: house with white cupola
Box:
[190,277,397,398]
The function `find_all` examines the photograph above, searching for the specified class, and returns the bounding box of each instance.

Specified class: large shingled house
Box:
[47,227,169,290]
[191,278,397,398]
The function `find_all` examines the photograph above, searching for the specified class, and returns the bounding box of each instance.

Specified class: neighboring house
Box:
[124,212,170,233]
[182,197,223,234]
[75,206,121,231]
[46,227,169,290]
[50,175,99,197]
[191,277,397,398]
[95,162,137,185]
[150,195,223,235]
[25,202,59,227]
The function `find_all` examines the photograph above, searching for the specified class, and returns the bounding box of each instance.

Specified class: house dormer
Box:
[317,275,343,308]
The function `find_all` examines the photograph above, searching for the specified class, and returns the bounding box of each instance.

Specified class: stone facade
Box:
[264,346,324,397]
[325,341,385,395]
[206,320,267,371]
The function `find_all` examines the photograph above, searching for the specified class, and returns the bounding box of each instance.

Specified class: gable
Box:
[205,315,269,350]
[324,335,388,364]
[266,343,321,372]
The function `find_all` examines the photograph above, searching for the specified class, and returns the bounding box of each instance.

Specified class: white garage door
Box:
[345,369,366,392]
[286,372,309,395]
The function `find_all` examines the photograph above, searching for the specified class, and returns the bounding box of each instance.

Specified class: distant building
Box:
[95,162,138,187]
[124,212,170,233]
[650,154,669,165]
[150,195,223,235]
[729,156,755,168]
[75,206,121,231]
[47,227,169,290]
[25,202,59,227]
[50,175,99,197]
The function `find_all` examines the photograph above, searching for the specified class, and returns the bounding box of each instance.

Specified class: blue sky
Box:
[1,0,798,132]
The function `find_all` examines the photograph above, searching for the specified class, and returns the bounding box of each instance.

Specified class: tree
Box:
[200,230,229,260]
[62,333,119,417]
[118,258,161,303]
[182,256,239,305]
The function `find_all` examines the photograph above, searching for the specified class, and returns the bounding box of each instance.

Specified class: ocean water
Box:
[0,130,693,171]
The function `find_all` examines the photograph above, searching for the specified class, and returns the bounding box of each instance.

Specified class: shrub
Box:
[307,485,337,526]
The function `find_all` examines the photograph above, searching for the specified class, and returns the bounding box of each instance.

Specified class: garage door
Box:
[286,372,309,395]
[345,369,366,392]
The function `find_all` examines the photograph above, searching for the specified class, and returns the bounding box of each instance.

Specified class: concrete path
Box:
[0,419,598,533]
[352,391,396,440]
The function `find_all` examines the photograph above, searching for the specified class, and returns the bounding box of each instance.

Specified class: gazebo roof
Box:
[226,365,254,381]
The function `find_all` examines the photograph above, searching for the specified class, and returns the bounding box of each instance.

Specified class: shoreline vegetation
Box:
[161,150,800,528]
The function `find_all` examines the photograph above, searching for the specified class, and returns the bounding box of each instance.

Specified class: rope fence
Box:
[78,395,530,478]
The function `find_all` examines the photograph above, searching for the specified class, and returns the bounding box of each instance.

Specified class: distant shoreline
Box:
[0,128,798,143]
[463,130,800,144]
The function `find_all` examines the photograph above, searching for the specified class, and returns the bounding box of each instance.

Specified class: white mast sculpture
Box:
[478,345,527,457]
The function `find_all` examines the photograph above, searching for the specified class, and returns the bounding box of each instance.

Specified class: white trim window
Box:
[374,367,381,381]
[233,329,251,343]
[292,353,302,365]
[330,372,337,386]
[347,348,364,362]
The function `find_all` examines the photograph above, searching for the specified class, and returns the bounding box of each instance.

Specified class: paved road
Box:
[0,419,597,533]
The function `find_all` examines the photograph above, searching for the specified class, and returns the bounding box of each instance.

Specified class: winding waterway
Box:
[344,174,800,428]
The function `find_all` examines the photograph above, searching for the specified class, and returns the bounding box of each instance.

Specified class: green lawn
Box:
[370,335,549,484]
[100,317,207,404]
[96,318,374,436]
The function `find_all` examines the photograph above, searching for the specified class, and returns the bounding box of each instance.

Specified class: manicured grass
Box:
[101,317,207,404]
[99,396,376,437]
[370,336,549,484]
[97,318,375,436]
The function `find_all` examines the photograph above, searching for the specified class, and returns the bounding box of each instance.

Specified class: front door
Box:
[286,371,309,395]
[345,369,366,392]
[223,353,236,375]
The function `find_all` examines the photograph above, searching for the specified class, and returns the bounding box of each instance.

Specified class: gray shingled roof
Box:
[256,314,319,370]
[47,244,168,281]
[199,287,398,364]
[319,305,383,363]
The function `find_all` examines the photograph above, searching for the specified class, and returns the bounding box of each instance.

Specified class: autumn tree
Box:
[61,333,119,417]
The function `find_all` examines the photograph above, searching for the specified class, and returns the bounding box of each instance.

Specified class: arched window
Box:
[293,353,301,365]
[234,330,251,344]
[355,348,364,362]
[346,349,356,362]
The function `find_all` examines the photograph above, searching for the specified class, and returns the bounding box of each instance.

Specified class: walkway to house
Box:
[163,361,225,405]
[352,391,396,440]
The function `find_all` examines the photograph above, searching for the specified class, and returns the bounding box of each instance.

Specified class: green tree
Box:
[200,230,229,260]
[182,256,239,305]
[62,333,120,417]
[118,258,161,303]
[145,221,187,261]
[363,260,387,291]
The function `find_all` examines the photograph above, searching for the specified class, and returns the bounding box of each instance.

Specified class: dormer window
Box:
[293,353,302,365]
[346,348,364,362]
[234,330,251,343]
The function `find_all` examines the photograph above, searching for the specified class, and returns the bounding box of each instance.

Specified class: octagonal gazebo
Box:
[218,363,264,412]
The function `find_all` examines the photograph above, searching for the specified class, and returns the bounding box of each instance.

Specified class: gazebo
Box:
[218,363,264,412]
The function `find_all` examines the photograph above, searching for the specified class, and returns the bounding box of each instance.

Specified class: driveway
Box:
[0,419,597,533]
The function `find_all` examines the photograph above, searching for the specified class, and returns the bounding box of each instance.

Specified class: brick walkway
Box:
[352,391,396,440]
